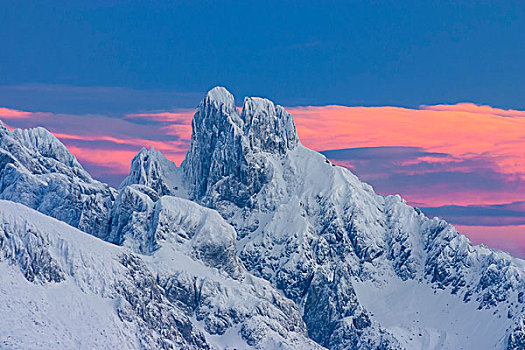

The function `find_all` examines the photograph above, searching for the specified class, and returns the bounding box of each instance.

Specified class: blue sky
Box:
[1,1,525,112]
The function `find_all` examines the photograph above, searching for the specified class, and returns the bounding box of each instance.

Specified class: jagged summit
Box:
[0,122,81,170]
[13,126,80,168]
[0,120,115,238]
[183,87,300,205]
[189,87,299,156]
[241,96,298,154]
[204,86,236,108]
[0,120,8,131]
[120,146,184,197]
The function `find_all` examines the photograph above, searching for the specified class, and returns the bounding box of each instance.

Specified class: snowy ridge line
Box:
[0,86,524,349]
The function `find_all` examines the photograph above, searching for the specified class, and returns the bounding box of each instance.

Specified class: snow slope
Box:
[354,278,513,349]
[0,200,320,349]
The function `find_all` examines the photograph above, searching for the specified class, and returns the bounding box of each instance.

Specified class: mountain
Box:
[0,199,319,349]
[0,87,524,349]
[0,121,115,238]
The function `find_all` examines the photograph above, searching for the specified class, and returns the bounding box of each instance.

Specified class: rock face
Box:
[508,315,525,349]
[183,87,298,210]
[0,122,115,238]
[0,200,319,349]
[0,87,524,349]
[120,147,185,197]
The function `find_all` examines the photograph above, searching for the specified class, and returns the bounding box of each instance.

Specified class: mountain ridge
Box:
[0,87,524,349]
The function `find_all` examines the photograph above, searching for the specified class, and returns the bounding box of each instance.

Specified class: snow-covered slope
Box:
[0,200,320,349]
[0,86,524,349]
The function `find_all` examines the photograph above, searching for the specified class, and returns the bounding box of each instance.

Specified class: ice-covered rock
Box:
[107,184,157,248]
[181,87,525,349]
[1,87,524,349]
[508,314,525,349]
[0,122,116,238]
[113,185,243,279]
[150,196,244,279]
[241,96,298,155]
[182,87,298,210]
[120,146,186,197]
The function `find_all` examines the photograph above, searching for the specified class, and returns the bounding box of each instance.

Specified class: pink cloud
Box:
[0,107,182,174]
[0,107,36,119]
[422,102,525,118]
[125,110,194,124]
[1,103,524,203]
[455,224,525,258]
[289,104,525,181]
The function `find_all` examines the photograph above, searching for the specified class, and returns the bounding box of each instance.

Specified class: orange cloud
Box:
[289,103,525,179]
[125,110,194,123]
[0,107,34,118]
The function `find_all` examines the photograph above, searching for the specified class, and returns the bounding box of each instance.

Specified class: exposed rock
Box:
[120,147,185,197]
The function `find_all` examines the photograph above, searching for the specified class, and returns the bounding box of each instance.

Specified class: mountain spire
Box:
[182,86,299,205]
[119,147,181,196]
[241,96,298,155]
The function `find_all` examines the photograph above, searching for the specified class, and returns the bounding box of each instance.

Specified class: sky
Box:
[1,1,524,257]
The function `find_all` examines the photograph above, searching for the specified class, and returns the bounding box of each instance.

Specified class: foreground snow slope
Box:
[0,200,320,349]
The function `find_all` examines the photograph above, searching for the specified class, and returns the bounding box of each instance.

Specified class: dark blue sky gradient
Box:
[1,0,525,113]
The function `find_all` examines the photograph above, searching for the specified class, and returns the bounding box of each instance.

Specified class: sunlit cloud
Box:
[0,107,35,119]
[422,102,525,118]
[289,103,525,179]
[0,107,192,184]
[125,110,194,124]
[454,224,525,259]
[322,147,525,207]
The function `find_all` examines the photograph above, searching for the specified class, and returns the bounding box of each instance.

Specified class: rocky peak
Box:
[182,87,299,205]
[241,96,298,155]
[120,147,182,197]
[193,86,243,136]
[203,86,237,111]
[12,126,80,168]
[0,120,8,132]
[0,122,91,181]
[0,122,83,172]
[0,121,115,238]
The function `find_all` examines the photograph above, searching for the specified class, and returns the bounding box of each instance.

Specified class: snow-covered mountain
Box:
[0,121,115,238]
[0,87,524,349]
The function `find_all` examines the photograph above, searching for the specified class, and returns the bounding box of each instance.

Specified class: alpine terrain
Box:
[0,87,524,349]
